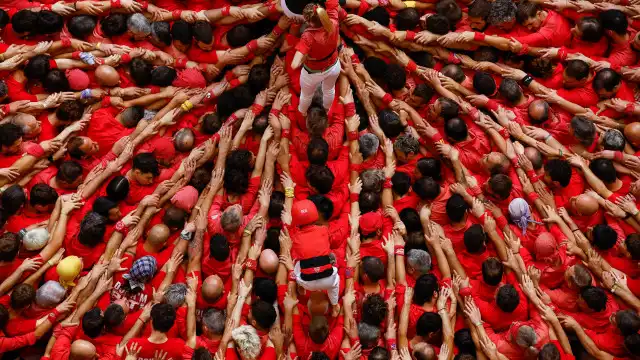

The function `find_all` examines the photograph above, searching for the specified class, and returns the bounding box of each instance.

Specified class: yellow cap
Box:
[56,256,82,288]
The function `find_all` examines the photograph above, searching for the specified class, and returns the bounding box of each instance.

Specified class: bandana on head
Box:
[508,198,541,235]
[123,255,157,291]
[172,68,206,88]
[65,69,90,91]
[171,185,199,212]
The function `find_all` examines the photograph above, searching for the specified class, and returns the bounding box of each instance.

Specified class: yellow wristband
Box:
[96,42,102,50]
[403,1,416,7]
[184,100,193,110]
[0,54,5,61]
[181,103,190,112]
[243,229,252,236]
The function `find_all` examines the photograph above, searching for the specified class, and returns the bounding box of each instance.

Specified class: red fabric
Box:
[294,0,340,71]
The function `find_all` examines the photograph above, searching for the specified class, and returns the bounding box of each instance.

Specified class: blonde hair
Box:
[231,325,262,360]
[303,3,334,34]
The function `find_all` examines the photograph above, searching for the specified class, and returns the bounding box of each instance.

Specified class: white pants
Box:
[298,60,341,114]
[294,262,341,305]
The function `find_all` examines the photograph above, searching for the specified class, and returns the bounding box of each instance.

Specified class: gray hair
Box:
[394,133,420,155]
[23,228,49,251]
[361,169,385,193]
[407,249,432,274]
[515,325,537,348]
[359,133,380,159]
[221,206,242,232]
[10,113,37,135]
[36,280,66,308]
[603,129,625,151]
[232,325,262,360]
[202,308,226,335]
[358,322,381,348]
[127,13,151,36]
[488,0,516,26]
[163,283,187,308]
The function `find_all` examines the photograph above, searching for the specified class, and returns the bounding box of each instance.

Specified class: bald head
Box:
[572,194,600,216]
[95,65,120,86]
[624,122,640,148]
[174,128,195,153]
[202,275,223,303]
[10,113,39,138]
[147,224,170,246]
[258,249,278,275]
[524,147,543,170]
[70,340,97,360]
[528,99,550,124]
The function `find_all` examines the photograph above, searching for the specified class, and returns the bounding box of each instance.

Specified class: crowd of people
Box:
[1,0,640,358]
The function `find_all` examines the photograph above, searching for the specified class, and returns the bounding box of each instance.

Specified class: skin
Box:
[69,340,97,360]
[95,65,121,87]
[202,275,224,303]
[569,194,600,216]
[623,122,640,148]
[258,249,279,275]
[146,224,170,248]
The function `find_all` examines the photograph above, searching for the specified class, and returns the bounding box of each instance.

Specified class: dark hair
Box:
[538,343,561,360]
[68,15,97,39]
[441,64,466,83]
[625,333,640,356]
[92,197,118,218]
[104,304,126,331]
[248,64,270,94]
[24,54,51,82]
[100,13,127,37]
[362,294,388,326]
[482,257,503,286]
[426,14,450,35]
[496,284,520,312]
[0,304,8,330]
[378,109,404,138]
[593,68,621,93]
[473,71,496,96]
[190,167,212,193]
[265,228,281,254]
[56,100,84,122]
[454,329,476,355]
[369,347,390,360]
[193,20,213,44]
[565,60,590,81]
[439,98,460,120]
[151,21,172,46]
[227,24,253,47]
[590,158,617,184]
[253,278,277,304]
[150,66,177,87]
[436,0,462,27]
[414,273,439,304]
[11,10,38,34]
[0,80,7,98]
[544,159,572,187]
[362,256,385,282]
[526,58,555,80]
[446,194,469,222]
[43,68,70,93]
[171,20,192,44]
[464,224,486,253]
[410,52,435,69]
[580,286,608,312]
[82,308,104,338]
[151,303,176,332]
[616,309,640,336]
[79,212,108,247]
[515,1,538,24]
[392,172,412,196]
[626,233,640,260]
[386,64,407,91]
[106,176,130,202]
[416,312,442,337]
[400,208,422,233]
[412,177,441,201]
[0,9,9,29]
[223,169,249,195]
[1,185,26,217]
[363,57,388,80]
[599,9,628,35]
[193,348,214,360]
[0,232,20,262]
[209,234,230,262]
[306,165,334,194]
[130,58,152,86]
[469,0,492,19]
[444,117,468,142]
[308,138,329,165]
[488,173,513,200]
[37,10,64,34]
[416,158,442,180]
[363,7,390,27]
[30,183,59,207]
[133,152,160,177]
[162,206,187,229]
[56,161,83,185]
[473,46,499,63]
[396,8,420,30]
[201,113,222,135]
[10,284,35,309]
[308,194,334,221]
[359,191,381,213]
[578,17,604,42]
[251,300,277,329]
[499,78,523,104]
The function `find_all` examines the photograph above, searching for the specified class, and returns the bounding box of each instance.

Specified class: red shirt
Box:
[295,0,340,71]
[552,168,585,209]
[0,330,36,354]
[87,107,134,157]
[513,11,571,48]
[126,337,186,360]
[556,79,599,108]
[290,224,331,260]
[473,272,528,331]
[4,207,50,234]
[292,314,344,360]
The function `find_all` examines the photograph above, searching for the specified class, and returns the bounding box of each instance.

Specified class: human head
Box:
[308,137,329,165]
[29,182,59,211]
[574,16,604,42]
[150,66,177,87]
[468,0,491,30]
[473,71,497,96]
[259,249,279,275]
[106,176,129,202]
[202,275,224,303]
[416,158,442,180]
[579,285,608,312]
[78,212,107,248]
[95,65,121,86]
[563,60,590,86]
[444,117,468,142]
[121,106,145,128]
[464,224,486,253]
[226,24,253,48]
[150,21,171,47]
[603,129,625,150]
[569,193,599,216]
[202,308,226,335]
[406,249,432,274]
[43,69,70,93]
[129,58,152,86]
[124,256,158,290]
[56,100,85,123]
[414,273,439,304]
[363,7,390,27]
[306,165,334,194]
[589,158,617,184]
[248,64,270,94]
[358,322,381,349]
[132,153,159,185]
[10,113,40,139]
[127,13,151,39]
[219,205,242,234]
[417,312,443,338]
[386,64,407,92]
[487,174,513,201]
[171,20,192,52]
[307,106,329,137]
[231,325,262,360]
[436,0,462,27]
[446,194,469,223]
[592,224,618,251]
[0,123,23,154]
[11,10,38,34]
[565,263,592,289]
[82,308,104,338]
[56,161,84,189]
[57,255,83,288]
[0,232,20,263]
[593,68,622,99]
[499,78,523,104]
[392,172,412,197]
[163,283,187,308]
[393,134,419,163]
[101,13,127,37]
[359,133,380,159]
[496,284,520,312]
[70,340,97,359]
[378,109,404,138]
[543,159,572,188]
[426,14,450,35]
[488,0,516,30]
[250,300,277,330]
[482,257,504,286]
[361,256,385,282]
[516,1,544,31]
[11,283,36,310]
[1,184,26,216]
[35,280,66,308]
[359,191,381,213]
[150,303,176,333]
[599,9,628,36]
[362,294,388,326]
[396,8,420,30]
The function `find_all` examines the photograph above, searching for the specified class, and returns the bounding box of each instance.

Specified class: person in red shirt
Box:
[291,0,341,114]
[125,303,185,360]
[512,5,571,48]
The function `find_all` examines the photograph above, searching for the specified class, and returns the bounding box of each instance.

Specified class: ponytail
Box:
[315,7,334,33]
